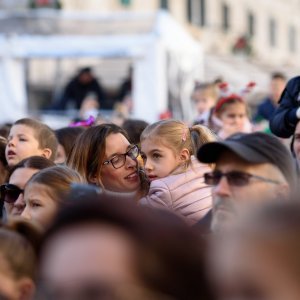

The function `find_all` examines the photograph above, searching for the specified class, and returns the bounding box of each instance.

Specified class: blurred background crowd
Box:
[1,1,300,300]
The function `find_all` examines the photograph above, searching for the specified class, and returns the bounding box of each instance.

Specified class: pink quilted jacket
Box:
[139,157,212,225]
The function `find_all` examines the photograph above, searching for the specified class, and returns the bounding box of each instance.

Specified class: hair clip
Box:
[182,127,189,142]
[69,115,95,128]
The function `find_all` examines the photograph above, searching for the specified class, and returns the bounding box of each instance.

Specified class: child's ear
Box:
[179,148,190,162]
[41,148,52,160]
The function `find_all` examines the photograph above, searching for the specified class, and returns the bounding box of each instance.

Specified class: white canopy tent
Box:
[0,11,204,124]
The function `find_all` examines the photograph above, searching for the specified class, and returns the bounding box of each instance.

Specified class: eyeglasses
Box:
[204,170,280,187]
[0,184,24,203]
[103,145,139,169]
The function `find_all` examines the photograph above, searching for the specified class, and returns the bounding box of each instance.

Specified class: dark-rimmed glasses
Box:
[0,184,24,203]
[204,170,280,187]
[103,145,139,169]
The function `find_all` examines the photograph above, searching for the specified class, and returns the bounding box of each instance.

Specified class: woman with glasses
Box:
[67,124,148,198]
[1,156,55,218]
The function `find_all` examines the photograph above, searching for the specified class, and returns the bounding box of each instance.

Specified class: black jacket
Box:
[193,210,212,235]
[55,77,105,110]
[270,76,300,138]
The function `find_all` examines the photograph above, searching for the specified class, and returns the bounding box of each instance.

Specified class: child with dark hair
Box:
[122,119,149,146]
[54,126,85,164]
[6,118,58,166]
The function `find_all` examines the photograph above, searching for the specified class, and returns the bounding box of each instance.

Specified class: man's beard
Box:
[211,196,238,233]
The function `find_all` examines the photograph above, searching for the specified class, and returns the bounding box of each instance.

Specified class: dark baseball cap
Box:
[197,132,296,184]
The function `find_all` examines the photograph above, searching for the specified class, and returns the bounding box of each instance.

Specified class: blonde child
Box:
[191,82,219,129]
[214,93,252,139]
[139,119,217,225]
[5,118,58,167]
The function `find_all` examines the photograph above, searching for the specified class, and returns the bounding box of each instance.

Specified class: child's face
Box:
[193,90,215,115]
[6,124,44,166]
[141,139,182,182]
[22,182,58,229]
[218,103,248,131]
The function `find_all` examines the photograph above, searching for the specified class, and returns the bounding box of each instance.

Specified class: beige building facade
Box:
[60,0,300,68]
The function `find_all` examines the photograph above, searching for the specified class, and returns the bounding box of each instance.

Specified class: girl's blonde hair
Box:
[140,119,217,166]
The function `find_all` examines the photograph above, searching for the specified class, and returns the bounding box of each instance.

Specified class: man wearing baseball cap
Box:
[197,132,297,233]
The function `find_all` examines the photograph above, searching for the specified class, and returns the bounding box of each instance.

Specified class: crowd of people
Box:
[1,71,300,300]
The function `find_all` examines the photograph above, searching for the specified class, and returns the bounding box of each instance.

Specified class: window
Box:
[289,26,296,53]
[222,3,230,31]
[247,12,255,37]
[187,0,206,27]
[120,0,131,6]
[160,0,168,10]
[200,0,206,26]
[269,18,276,47]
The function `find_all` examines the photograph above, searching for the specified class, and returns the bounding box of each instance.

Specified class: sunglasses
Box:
[204,170,280,187]
[0,184,24,203]
[103,145,139,169]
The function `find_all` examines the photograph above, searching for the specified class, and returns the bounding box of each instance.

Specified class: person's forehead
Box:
[105,133,130,156]
[141,138,172,153]
[10,124,35,136]
[9,168,38,187]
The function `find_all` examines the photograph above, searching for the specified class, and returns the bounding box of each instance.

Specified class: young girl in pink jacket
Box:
[139,119,216,225]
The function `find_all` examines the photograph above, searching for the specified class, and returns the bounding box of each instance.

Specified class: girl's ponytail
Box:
[190,124,217,155]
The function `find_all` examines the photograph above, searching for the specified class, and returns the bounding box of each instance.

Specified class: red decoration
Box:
[159,110,172,120]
